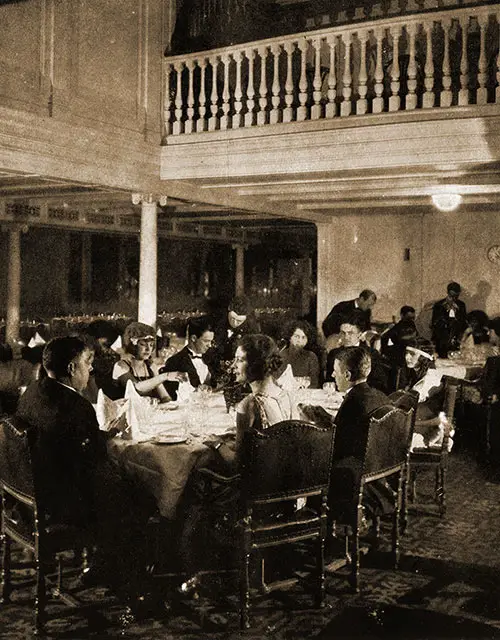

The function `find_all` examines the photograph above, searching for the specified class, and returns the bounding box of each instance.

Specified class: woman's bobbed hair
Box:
[238,334,282,383]
[283,319,314,346]
[122,321,156,356]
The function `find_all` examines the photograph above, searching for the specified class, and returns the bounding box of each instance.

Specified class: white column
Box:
[316,222,331,344]
[233,244,246,297]
[133,194,166,329]
[6,227,22,346]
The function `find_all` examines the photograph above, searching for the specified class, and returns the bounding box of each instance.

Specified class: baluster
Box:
[257,46,269,126]
[173,62,184,135]
[283,41,295,123]
[496,11,500,103]
[185,59,195,133]
[340,31,352,116]
[197,58,207,132]
[233,51,243,128]
[245,49,256,127]
[164,63,172,136]
[372,28,384,113]
[389,25,401,111]
[208,56,219,131]
[476,15,488,105]
[325,35,337,118]
[270,44,282,124]
[220,54,231,130]
[311,37,323,120]
[406,23,418,110]
[422,20,435,108]
[356,31,368,114]
[441,18,452,107]
[458,16,469,106]
[297,38,308,121]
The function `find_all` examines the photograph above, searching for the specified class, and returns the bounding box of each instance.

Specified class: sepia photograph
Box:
[1,0,500,637]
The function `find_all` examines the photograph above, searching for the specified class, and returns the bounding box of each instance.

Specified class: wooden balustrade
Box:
[164,4,500,136]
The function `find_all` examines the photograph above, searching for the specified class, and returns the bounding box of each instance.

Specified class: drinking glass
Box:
[322,382,336,401]
[295,376,311,390]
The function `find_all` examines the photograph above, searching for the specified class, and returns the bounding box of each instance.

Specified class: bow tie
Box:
[189,352,203,360]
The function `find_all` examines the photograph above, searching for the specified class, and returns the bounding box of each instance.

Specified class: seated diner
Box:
[112,321,186,402]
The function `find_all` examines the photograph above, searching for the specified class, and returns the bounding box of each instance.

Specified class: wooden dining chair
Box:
[408,375,461,518]
[194,419,336,630]
[388,389,419,534]
[331,404,410,592]
[0,416,93,635]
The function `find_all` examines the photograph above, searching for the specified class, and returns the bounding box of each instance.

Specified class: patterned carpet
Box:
[2,451,500,639]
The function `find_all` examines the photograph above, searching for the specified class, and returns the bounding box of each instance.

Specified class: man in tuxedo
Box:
[322,289,377,350]
[431,281,467,358]
[325,314,390,393]
[328,346,393,525]
[16,336,155,609]
[211,296,260,385]
[160,316,215,400]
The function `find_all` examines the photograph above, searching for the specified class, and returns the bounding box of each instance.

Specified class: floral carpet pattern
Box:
[2,452,500,639]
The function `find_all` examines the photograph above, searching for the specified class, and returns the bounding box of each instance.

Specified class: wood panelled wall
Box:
[0,0,164,141]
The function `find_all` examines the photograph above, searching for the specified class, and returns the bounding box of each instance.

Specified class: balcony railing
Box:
[164,4,500,136]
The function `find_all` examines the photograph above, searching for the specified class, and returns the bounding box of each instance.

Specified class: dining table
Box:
[107,388,341,520]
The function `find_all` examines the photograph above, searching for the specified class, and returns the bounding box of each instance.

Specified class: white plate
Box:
[152,434,187,445]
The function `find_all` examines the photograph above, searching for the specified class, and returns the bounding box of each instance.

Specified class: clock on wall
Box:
[487,245,500,265]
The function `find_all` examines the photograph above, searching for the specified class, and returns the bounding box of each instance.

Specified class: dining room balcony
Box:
[164,3,500,138]
[161,1,500,237]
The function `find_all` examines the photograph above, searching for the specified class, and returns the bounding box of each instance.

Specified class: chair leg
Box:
[438,467,446,517]
[239,551,251,630]
[392,496,402,569]
[349,507,362,593]
[316,536,326,608]
[0,534,12,604]
[34,559,47,636]
[401,470,409,534]
[434,468,441,504]
[409,470,416,503]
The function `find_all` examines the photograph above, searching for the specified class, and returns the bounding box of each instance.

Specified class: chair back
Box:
[389,389,419,447]
[241,420,335,504]
[441,375,460,422]
[362,405,409,480]
[0,416,36,506]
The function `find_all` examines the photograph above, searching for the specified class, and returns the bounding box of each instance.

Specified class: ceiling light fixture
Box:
[431,193,462,212]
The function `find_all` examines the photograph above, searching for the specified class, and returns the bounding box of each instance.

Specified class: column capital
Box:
[231,243,248,251]
[131,193,168,207]
[1,223,29,234]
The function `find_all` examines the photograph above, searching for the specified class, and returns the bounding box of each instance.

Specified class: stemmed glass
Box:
[295,377,311,403]
[295,377,311,390]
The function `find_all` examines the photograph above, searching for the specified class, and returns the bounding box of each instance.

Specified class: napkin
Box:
[95,389,128,431]
[28,332,46,348]
[276,364,297,391]
[124,380,153,440]
[110,335,123,353]
[177,380,195,403]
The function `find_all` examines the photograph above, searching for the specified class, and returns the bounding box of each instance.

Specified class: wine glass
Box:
[295,376,311,390]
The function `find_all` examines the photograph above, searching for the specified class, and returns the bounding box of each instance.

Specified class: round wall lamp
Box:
[431,193,463,212]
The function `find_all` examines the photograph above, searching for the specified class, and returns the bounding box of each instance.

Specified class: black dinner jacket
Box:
[16,376,108,524]
[326,346,391,394]
[431,298,467,334]
[333,381,391,462]
[160,346,214,400]
[322,299,371,339]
